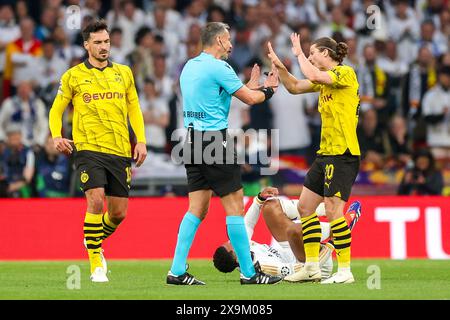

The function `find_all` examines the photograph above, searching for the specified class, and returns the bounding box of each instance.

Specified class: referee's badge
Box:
[80,171,89,184]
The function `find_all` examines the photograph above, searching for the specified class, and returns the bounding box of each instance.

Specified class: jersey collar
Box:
[84,59,113,71]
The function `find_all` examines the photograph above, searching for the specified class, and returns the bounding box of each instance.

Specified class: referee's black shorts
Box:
[183,128,242,197]
[304,154,360,202]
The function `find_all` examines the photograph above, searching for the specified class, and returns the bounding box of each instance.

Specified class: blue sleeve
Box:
[214,61,243,95]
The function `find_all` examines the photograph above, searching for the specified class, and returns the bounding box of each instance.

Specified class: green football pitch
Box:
[0,259,449,300]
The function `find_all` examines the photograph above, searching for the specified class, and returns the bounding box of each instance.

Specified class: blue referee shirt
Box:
[180,52,244,131]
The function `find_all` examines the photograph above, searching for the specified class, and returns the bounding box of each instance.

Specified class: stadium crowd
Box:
[0,0,448,198]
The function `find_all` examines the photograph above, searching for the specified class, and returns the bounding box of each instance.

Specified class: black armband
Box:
[260,87,274,101]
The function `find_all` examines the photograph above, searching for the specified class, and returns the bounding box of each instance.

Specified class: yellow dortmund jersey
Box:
[310,65,360,156]
[49,60,146,158]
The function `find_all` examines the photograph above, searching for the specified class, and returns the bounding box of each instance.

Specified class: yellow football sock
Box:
[301,212,321,263]
[330,216,352,269]
[83,212,104,274]
[101,212,118,241]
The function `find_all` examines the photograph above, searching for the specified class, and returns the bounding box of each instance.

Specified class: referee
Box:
[167,22,282,285]
[49,20,147,282]
[268,34,360,284]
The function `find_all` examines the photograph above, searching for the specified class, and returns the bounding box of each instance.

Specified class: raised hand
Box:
[259,186,279,199]
[290,33,303,57]
[263,63,279,91]
[267,42,285,69]
[247,63,261,90]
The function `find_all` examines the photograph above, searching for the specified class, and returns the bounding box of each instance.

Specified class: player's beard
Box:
[93,51,110,62]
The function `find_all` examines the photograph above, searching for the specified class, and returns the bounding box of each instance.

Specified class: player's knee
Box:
[297,201,310,217]
[86,191,105,213]
[109,210,127,224]
[323,197,342,220]
[286,223,301,240]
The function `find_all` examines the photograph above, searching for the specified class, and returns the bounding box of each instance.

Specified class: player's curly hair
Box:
[313,37,348,64]
[213,246,238,273]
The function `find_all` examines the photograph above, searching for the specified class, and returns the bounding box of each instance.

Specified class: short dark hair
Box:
[82,19,109,42]
[201,22,229,47]
[134,26,152,46]
[213,246,238,273]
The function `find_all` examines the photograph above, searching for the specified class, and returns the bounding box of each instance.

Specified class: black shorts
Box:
[74,150,132,198]
[304,154,360,202]
[183,128,242,197]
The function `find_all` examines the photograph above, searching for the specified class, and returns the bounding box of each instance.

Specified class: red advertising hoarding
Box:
[0,196,449,260]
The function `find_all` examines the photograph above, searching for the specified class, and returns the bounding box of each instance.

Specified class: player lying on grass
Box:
[213,187,361,281]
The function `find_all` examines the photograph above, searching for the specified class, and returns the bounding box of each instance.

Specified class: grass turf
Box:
[0,259,449,300]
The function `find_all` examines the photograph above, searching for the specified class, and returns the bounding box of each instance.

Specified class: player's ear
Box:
[83,40,89,51]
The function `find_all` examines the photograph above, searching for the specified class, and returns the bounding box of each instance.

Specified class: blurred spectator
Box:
[0,80,48,150]
[179,0,207,41]
[35,38,68,107]
[416,20,448,59]
[398,148,443,195]
[0,127,35,198]
[340,0,357,29]
[109,27,128,64]
[266,16,292,61]
[35,135,71,197]
[207,4,227,23]
[152,54,174,102]
[377,40,408,120]
[15,0,30,21]
[421,66,450,161]
[35,7,58,41]
[354,0,388,55]
[388,0,419,65]
[358,43,389,113]
[51,26,85,65]
[315,6,355,40]
[229,25,255,73]
[106,0,145,54]
[146,5,180,74]
[416,0,445,26]
[226,0,246,27]
[343,37,359,69]
[383,115,412,169]
[403,46,437,117]
[403,46,437,146]
[240,130,271,196]
[285,0,320,30]
[357,108,386,169]
[151,0,182,34]
[139,78,170,154]
[0,4,20,102]
[126,26,155,90]
[3,17,42,98]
